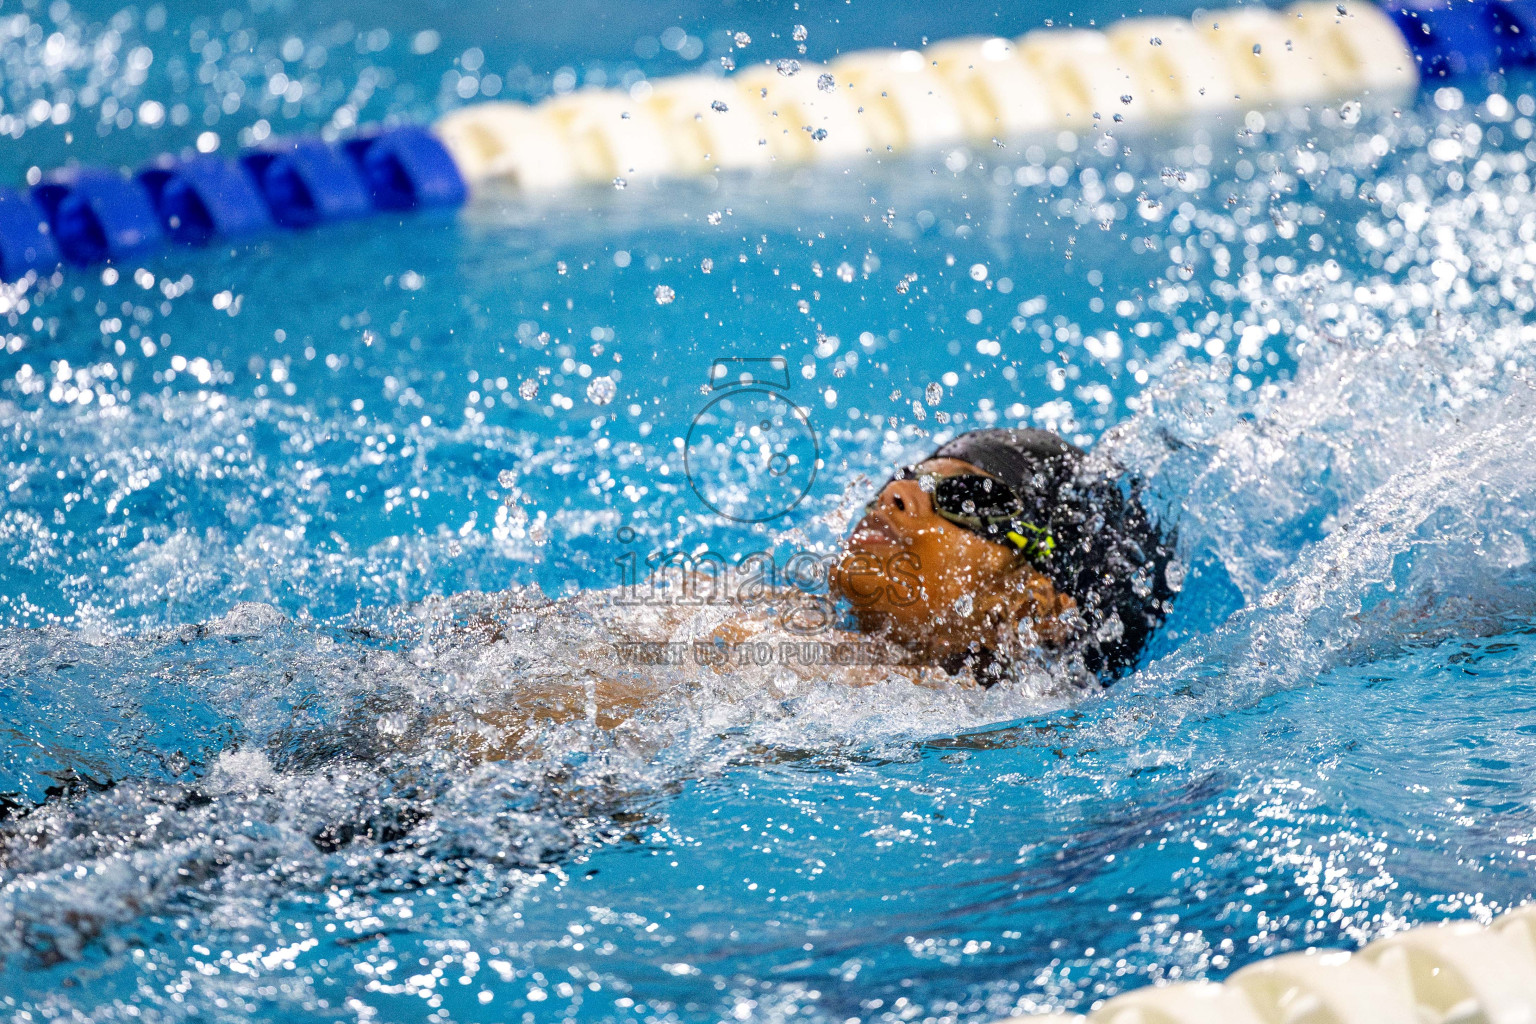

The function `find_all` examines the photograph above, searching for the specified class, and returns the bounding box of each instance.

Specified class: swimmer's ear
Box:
[1001,561,1077,647]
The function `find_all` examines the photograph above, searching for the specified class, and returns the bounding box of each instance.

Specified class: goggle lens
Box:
[933,474,1020,519]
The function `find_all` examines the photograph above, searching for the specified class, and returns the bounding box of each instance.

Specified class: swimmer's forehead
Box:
[912,456,995,479]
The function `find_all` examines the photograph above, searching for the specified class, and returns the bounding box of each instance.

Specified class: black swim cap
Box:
[929,428,1176,677]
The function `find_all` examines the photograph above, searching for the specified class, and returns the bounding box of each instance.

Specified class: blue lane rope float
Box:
[0,188,58,280]
[1,0,1534,284]
[240,137,377,228]
[138,154,273,245]
[344,124,470,210]
[1386,0,1536,78]
[32,167,164,265]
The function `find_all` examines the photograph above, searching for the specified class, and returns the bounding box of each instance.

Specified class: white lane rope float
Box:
[1001,901,1536,1023]
[435,2,1417,190]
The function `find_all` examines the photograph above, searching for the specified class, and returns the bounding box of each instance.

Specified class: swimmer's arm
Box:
[706,611,952,688]
[442,673,660,763]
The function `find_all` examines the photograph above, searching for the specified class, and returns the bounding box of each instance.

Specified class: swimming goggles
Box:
[870,467,1056,560]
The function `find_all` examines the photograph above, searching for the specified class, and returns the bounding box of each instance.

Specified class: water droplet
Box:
[1131,568,1153,599]
[1094,613,1124,643]
[1149,36,1162,45]
[1252,43,1262,55]
[1120,94,1133,104]
[586,375,617,405]
[654,284,676,304]
[711,99,729,112]
[776,59,800,76]
[792,24,808,42]
[817,73,835,92]
[498,501,528,534]
[613,177,627,189]
[925,382,943,405]
[809,127,827,141]
[518,379,539,400]
[733,31,751,47]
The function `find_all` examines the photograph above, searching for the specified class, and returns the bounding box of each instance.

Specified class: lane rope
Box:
[0,1,1520,281]
[1004,902,1536,1023]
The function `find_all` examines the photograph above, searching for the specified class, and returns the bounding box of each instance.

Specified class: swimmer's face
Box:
[830,457,1075,658]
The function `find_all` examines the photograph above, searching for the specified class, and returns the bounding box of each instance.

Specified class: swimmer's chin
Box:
[838,600,943,656]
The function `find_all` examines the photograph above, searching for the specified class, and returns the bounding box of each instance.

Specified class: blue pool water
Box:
[5,1,1536,1022]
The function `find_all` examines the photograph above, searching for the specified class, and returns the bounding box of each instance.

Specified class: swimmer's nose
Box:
[876,476,931,519]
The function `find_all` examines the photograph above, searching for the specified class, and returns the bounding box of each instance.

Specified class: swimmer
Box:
[830,427,1176,685]
[449,428,1176,760]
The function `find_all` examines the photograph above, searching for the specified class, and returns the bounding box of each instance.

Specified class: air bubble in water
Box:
[721,55,736,71]
[925,382,943,405]
[952,593,974,617]
[1120,94,1133,104]
[792,25,808,41]
[817,73,835,92]
[707,210,722,225]
[1339,100,1361,125]
[733,31,751,46]
[498,469,517,488]
[701,258,714,273]
[836,262,855,282]
[654,284,676,304]
[777,59,800,76]
[613,177,627,189]
[810,127,827,141]
[969,263,987,282]
[711,100,729,112]
[1252,43,1262,54]
[519,378,539,400]
[586,375,617,405]
[1165,559,1186,592]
